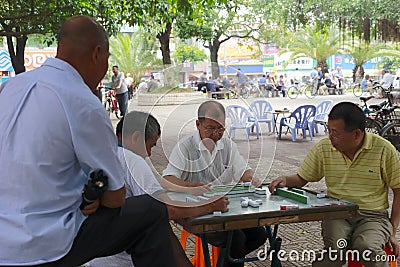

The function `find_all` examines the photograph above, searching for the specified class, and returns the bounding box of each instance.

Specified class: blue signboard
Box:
[0,50,14,71]
[332,55,378,70]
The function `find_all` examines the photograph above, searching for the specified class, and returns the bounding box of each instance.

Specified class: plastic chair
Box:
[278,105,316,142]
[308,100,333,136]
[248,100,275,133]
[226,105,259,140]
[180,229,220,267]
[347,246,397,267]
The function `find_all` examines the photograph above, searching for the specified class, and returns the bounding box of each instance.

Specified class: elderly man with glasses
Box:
[162,100,267,267]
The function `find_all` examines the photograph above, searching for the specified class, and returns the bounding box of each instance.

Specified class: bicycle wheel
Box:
[240,87,249,99]
[304,84,316,99]
[380,122,400,152]
[352,85,363,97]
[287,86,300,99]
[365,117,383,134]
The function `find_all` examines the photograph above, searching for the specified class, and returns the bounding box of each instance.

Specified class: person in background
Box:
[310,67,318,94]
[197,71,208,92]
[0,15,176,267]
[266,74,276,97]
[85,112,229,267]
[112,65,129,116]
[147,74,159,92]
[163,101,267,267]
[137,78,148,93]
[125,73,134,100]
[380,69,394,98]
[258,74,267,95]
[269,102,400,267]
[361,74,374,95]
[335,66,344,89]
[276,75,286,97]
[236,68,247,95]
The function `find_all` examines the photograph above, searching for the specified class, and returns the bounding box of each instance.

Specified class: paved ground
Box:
[111,93,399,266]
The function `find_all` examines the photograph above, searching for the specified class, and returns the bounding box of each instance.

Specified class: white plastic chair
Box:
[248,100,275,133]
[226,105,259,140]
[308,100,333,136]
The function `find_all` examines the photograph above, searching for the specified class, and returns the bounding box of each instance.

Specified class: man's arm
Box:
[268,174,308,193]
[388,187,400,256]
[162,175,208,195]
[158,194,229,220]
[240,169,262,187]
[101,186,126,208]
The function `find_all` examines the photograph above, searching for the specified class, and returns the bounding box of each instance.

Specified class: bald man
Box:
[0,16,176,267]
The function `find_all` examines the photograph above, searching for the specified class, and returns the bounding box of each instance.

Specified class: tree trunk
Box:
[7,34,27,74]
[157,22,172,66]
[209,38,220,79]
[353,65,364,82]
[157,22,174,87]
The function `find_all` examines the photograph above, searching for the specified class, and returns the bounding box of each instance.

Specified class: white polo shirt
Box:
[162,131,250,184]
[0,58,125,265]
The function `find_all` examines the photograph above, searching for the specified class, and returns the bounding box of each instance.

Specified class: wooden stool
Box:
[180,229,220,267]
[347,246,397,267]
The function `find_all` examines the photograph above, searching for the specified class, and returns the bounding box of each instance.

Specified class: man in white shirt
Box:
[0,16,175,267]
[86,111,229,267]
[380,69,394,97]
[163,100,267,267]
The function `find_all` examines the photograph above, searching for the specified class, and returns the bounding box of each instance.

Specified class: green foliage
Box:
[109,31,161,86]
[173,44,207,63]
[280,25,345,69]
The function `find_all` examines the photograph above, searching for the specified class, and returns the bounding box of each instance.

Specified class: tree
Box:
[347,41,400,82]
[0,0,120,74]
[280,25,345,71]
[109,31,161,87]
[173,44,207,63]
[176,0,258,79]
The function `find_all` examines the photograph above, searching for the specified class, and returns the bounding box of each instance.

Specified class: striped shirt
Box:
[298,133,400,210]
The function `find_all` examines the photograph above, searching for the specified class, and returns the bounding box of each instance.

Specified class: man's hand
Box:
[210,196,230,213]
[81,199,100,216]
[268,176,287,194]
[387,234,400,257]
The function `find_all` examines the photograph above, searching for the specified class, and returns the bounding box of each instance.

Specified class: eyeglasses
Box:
[203,127,225,134]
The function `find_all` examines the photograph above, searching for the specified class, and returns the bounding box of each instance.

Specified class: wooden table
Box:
[170,186,358,267]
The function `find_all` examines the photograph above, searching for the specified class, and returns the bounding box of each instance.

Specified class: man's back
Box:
[0,58,123,265]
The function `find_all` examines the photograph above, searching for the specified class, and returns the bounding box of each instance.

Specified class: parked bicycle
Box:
[100,86,120,119]
[232,82,260,99]
[359,93,399,134]
[380,122,400,152]
[286,82,315,99]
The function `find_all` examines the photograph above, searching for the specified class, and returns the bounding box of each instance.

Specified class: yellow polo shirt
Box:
[298,132,400,210]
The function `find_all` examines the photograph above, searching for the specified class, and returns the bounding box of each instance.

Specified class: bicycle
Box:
[360,93,399,134]
[233,82,260,99]
[380,122,400,152]
[101,86,120,119]
[286,82,315,99]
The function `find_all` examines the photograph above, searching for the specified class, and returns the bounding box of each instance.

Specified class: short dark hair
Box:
[112,65,118,69]
[328,102,365,132]
[198,101,225,122]
[121,111,161,142]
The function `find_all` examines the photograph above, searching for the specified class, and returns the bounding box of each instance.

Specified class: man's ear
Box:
[196,119,200,130]
[92,45,101,63]
[354,129,364,140]
[130,131,141,145]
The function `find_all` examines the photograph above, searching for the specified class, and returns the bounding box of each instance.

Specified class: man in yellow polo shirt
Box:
[269,102,400,267]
